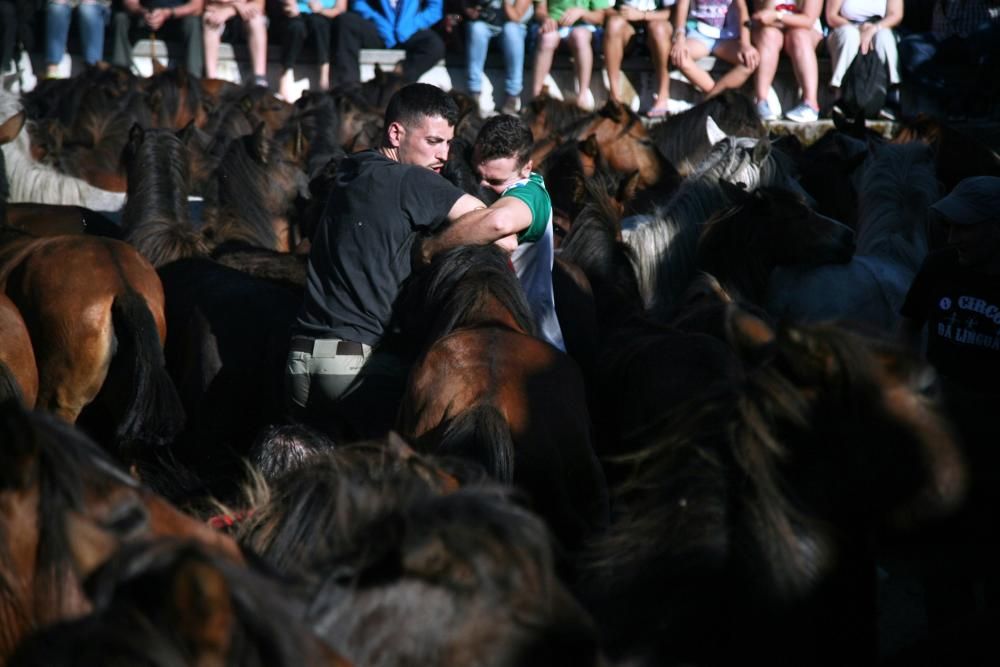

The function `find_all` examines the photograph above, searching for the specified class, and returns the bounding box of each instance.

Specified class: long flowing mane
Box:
[855,142,937,271]
[623,136,791,319]
[396,244,536,348]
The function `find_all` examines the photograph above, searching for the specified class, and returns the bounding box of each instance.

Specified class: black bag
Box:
[839,48,889,119]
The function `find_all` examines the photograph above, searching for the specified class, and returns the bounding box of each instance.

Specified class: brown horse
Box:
[395,244,609,555]
[0,402,240,663]
[0,293,36,408]
[0,230,183,461]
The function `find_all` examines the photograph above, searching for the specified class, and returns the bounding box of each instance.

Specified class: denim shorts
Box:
[685,19,736,53]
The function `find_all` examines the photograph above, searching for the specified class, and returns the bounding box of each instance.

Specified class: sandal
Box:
[644,106,670,119]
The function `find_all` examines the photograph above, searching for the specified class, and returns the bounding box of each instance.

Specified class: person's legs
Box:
[334,344,413,440]
[707,38,756,97]
[45,2,73,73]
[603,14,635,103]
[827,24,860,88]
[77,1,110,65]
[500,19,526,98]
[109,10,136,71]
[307,13,331,89]
[466,19,495,94]
[171,15,204,77]
[285,339,371,439]
[400,28,445,83]
[752,24,783,106]
[202,16,225,79]
[783,26,821,109]
[567,26,594,109]
[646,18,673,112]
[674,31,716,94]
[873,27,901,85]
[898,31,939,78]
[330,12,382,87]
[531,28,561,97]
[279,14,306,99]
[244,9,268,79]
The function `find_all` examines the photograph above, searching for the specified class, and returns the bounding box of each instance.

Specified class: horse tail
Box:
[436,405,515,485]
[0,361,25,407]
[107,290,185,459]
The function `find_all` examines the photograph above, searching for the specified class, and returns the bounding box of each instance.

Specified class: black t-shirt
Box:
[296,150,465,346]
[901,248,1000,394]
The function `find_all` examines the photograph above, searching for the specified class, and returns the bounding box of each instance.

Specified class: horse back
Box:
[0,293,37,408]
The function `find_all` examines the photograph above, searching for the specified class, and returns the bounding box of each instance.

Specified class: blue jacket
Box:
[352,0,443,48]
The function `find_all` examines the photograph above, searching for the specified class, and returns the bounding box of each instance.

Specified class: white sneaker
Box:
[756,99,779,121]
[577,88,595,111]
[785,102,819,123]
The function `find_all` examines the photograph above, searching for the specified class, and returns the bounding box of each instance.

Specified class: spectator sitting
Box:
[110,0,205,77]
[329,0,446,89]
[750,0,824,122]
[45,1,111,79]
[463,0,533,115]
[669,0,760,100]
[531,0,611,111]
[603,0,680,117]
[203,0,268,86]
[825,0,903,116]
[276,0,347,101]
[2,0,41,84]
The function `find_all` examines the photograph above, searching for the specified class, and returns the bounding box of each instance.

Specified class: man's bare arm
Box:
[419,197,533,263]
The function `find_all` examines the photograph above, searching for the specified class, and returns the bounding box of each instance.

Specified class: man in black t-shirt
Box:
[287,83,532,438]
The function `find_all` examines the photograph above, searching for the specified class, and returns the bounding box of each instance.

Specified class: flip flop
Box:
[644,106,670,119]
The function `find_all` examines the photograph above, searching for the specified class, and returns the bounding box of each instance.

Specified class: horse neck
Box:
[460,292,527,336]
[856,166,931,268]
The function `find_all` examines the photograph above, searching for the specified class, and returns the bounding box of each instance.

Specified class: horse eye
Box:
[102,502,149,538]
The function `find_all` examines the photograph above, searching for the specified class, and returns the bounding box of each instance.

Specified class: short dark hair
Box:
[473,114,534,167]
[384,83,460,131]
[249,423,334,482]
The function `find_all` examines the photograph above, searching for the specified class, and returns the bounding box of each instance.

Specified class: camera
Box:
[473,0,501,24]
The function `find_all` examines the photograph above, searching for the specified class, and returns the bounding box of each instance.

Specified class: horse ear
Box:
[617,170,642,205]
[169,557,235,662]
[705,115,727,145]
[248,122,268,165]
[752,137,771,165]
[0,111,25,144]
[725,305,775,363]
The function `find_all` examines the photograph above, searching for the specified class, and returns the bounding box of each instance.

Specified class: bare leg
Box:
[247,14,268,78]
[532,29,561,97]
[706,39,756,98]
[568,26,594,108]
[753,25,783,103]
[604,15,635,102]
[318,62,330,90]
[203,21,223,79]
[646,19,673,111]
[676,37,716,94]
[784,27,822,109]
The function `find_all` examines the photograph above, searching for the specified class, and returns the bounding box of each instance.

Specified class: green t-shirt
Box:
[500,172,551,244]
[545,0,611,24]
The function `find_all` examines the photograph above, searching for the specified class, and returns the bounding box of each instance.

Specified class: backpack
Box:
[839,48,889,120]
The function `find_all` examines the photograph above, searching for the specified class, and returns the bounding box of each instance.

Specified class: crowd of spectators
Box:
[1,1,998,119]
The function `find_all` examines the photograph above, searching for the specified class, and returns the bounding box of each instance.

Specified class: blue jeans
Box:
[46,1,110,66]
[466,20,526,97]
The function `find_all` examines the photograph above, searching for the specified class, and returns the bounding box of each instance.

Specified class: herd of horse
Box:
[2,62,1000,665]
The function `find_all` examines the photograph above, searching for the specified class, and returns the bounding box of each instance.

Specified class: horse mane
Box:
[122,127,207,267]
[856,142,937,270]
[397,244,537,348]
[623,136,790,319]
[291,92,346,180]
[649,91,765,175]
[0,407,139,632]
[525,93,592,138]
[142,67,204,130]
[201,129,283,251]
[0,91,126,210]
[560,185,644,327]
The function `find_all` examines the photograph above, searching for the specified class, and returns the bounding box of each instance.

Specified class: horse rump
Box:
[80,290,185,462]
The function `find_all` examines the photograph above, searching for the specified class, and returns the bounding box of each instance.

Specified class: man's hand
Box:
[204,5,236,28]
[144,8,170,30]
[495,234,518,254]
[751,8,779,27]
[618,6,644,22]
[670,34,688,68]
[539,16,558,33]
